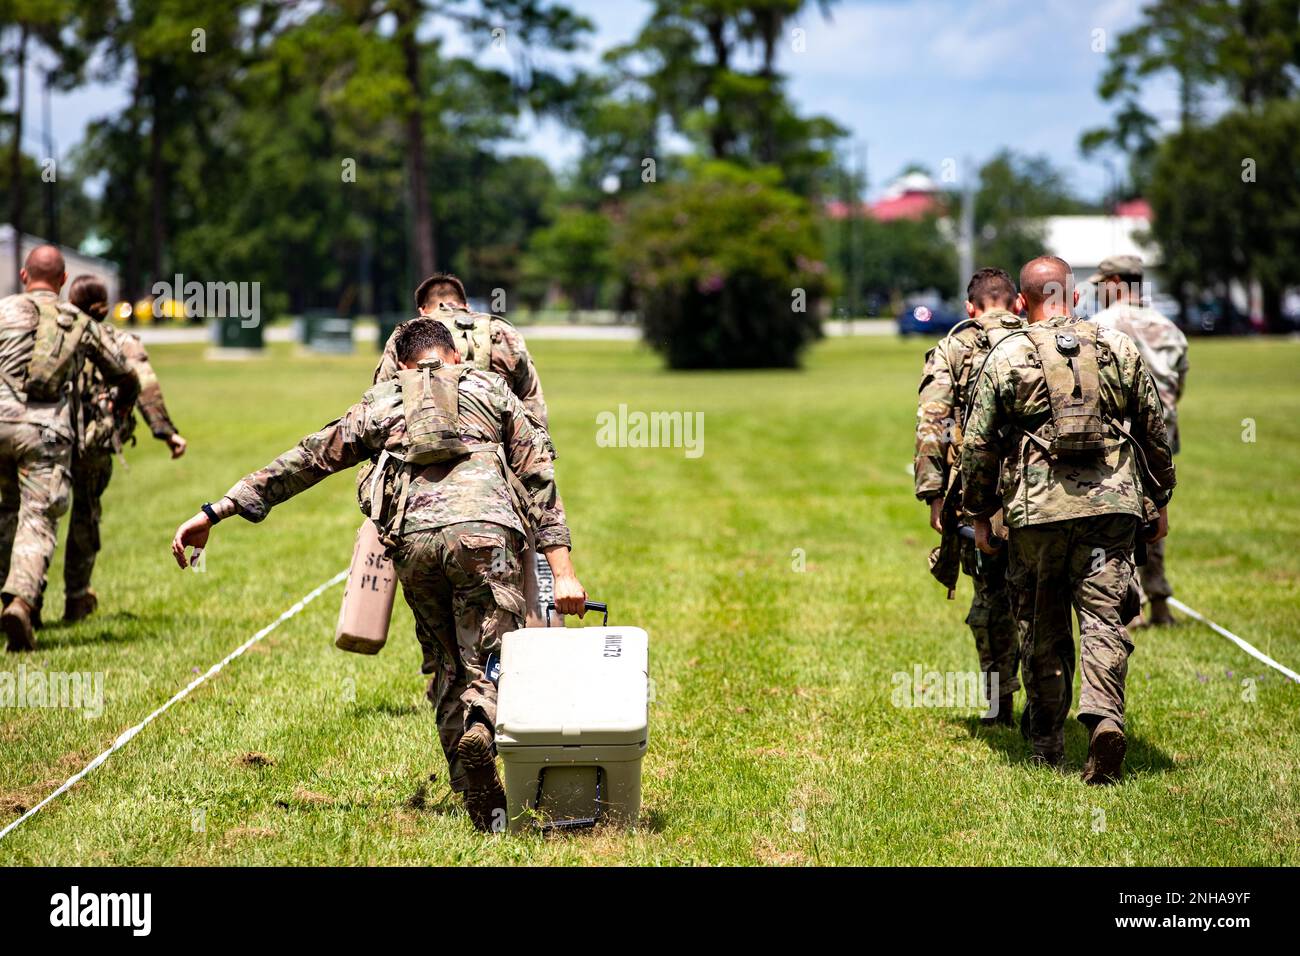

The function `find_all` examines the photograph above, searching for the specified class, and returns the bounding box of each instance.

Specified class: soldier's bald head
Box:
[1019,255,1074,316]
[21,244,67,291]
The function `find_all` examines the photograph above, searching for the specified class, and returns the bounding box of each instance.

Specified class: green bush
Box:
[617,162,829,369]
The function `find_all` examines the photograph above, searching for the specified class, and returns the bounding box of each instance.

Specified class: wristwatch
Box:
[201,502,222,525]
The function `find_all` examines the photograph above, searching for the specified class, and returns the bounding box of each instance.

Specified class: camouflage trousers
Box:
[0,422,72,606]
[64,450,114,599]
[1006,514,1140,753]
[1138,535,1172,601]
[960,540,1020,698]
[392,521,526,794]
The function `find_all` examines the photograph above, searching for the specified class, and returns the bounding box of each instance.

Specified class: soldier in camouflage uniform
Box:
[63,275,188,622]
[962,256,1175,784]
[172,318,587,830]
[1089,255,1189,626]
[915,268,1026,725]
[374,273,554,626]
[0,246,138,651]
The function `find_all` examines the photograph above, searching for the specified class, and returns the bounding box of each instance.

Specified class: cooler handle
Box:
[544,601,608,626]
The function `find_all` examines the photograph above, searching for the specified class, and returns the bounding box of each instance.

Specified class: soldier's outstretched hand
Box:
[167,434,188,459]
[172,513,211,568]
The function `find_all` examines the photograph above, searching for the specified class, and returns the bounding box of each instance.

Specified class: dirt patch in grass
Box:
[238,752,276,768]
[222,826,277,847]
[0,779,64,816]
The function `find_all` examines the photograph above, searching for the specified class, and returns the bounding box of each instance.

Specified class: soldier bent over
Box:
[171,318,586,828]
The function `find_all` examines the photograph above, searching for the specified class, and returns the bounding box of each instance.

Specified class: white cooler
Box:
[495,605,648,833]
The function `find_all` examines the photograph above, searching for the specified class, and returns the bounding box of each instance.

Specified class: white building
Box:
[1039,214,1160,284]
[0,225,121,301]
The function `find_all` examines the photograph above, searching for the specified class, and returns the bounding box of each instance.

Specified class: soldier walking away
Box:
[961,256,1175,784]
[63,275,188,622]
[1088,255,1188,627]
[171,318,587,830]
[0,246,138,651]
[374,273,555,626]
[915,268,1026,726]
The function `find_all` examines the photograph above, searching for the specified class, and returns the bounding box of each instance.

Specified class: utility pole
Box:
[42,68,56,245]
[957,156,975,296]
[11,25,29,285]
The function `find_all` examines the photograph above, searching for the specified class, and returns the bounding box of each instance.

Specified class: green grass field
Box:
[1,333,1298,865]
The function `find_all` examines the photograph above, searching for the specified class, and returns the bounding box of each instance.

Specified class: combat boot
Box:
[2,596,37,652]
[1082,717,1126,785]
[458,720,506,832]
[980,693,1016,727]
[64,589,99,623]
[1148,597,1177,626]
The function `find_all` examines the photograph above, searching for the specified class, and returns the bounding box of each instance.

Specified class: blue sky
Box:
[20,0,1178,201]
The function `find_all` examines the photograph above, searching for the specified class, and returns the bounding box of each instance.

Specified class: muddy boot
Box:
[981,693,1016,727]
[2,596,37,652]
[458,721,506,832]
[1082,717,1126,785]
[64,589,98,623]
[1148,597,1177,626]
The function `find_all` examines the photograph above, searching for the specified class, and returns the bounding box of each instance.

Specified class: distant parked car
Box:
[896,300,965,336]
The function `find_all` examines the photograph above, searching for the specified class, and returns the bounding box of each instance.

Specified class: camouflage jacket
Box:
[914,308,1027,500]
[961,315,1176,528]
[0,290,138,441]
[78,324,178,454]
[1091,302,1188,454]
[374,304,548,427]
[225,367,570,549]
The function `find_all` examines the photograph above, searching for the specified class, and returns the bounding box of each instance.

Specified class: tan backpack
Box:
[26,298,91,402]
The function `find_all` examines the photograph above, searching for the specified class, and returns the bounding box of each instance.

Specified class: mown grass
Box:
[1,333,1297,865]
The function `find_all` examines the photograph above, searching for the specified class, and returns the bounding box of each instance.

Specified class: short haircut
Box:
[24,244,65,284]
[1019,255,1074,310]
[394,317,457,364]
[414,272,468,310]
[68,275,110,320]
[966,267,1017,311]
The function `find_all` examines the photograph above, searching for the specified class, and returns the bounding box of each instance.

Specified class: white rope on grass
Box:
[1168,597,1300,684]
[0,569,348,845]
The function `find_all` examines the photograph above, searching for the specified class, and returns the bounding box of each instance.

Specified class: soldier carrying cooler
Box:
[374,272,555,624]
[171,317,587,829]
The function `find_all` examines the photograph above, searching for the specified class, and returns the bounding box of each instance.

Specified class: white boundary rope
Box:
[1168,597,1300,683]
[0,569,348,845]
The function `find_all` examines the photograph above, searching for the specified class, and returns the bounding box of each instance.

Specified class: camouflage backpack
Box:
[362,359,539,546]
[399,358,475,463]
[435,311,493,372]
[26,297,92,402]
[1022,320,1109,458]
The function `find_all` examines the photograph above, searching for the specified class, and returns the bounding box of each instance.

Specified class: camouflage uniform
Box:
[915,308,1025,700]
[66,328,180,600]
[1092,302,1188,601]
[375,302,554,624]
[222,366,568,794]
[961,316,1175,757]
[0,291,137,607]
[374,303,548,424]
